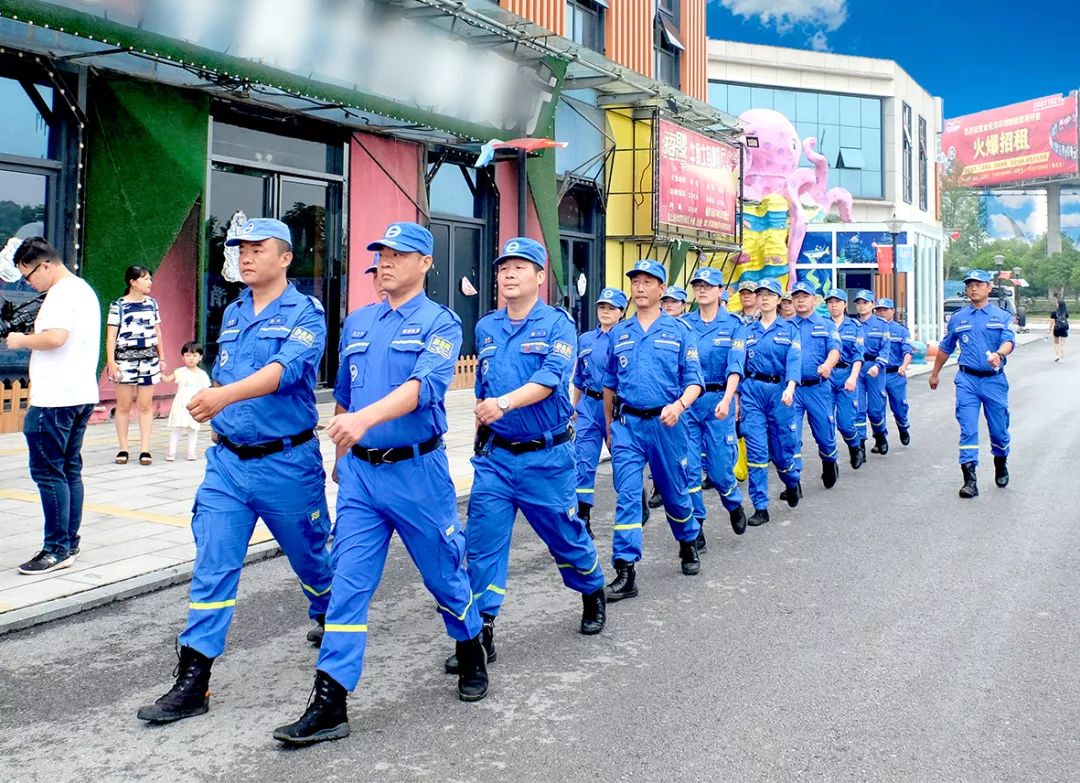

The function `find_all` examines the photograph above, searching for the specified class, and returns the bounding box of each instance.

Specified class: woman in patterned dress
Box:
[105,265,166,465]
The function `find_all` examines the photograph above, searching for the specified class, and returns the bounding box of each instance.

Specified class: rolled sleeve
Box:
[410,312,462,410]
[268,303,326,389]
[999,323,1016,349]
[529,318,576,389]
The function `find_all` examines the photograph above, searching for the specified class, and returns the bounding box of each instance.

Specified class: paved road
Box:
[2,343,1078,782]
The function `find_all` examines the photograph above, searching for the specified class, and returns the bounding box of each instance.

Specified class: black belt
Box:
[835,361,851,369]
[749,373,782,384]
[799,377,824,387]
[584,388,604,400]
[620,403,665,419]
[490,428,573,454]
[886,366,901,374]
[352,435,442,465]
[703,382,726,392]
[959,366,997,378]
[863,353,878,362]
[218,430,315,460]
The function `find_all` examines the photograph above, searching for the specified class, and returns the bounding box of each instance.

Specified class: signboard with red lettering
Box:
[657,119,740,237]
[941,94,1079,187]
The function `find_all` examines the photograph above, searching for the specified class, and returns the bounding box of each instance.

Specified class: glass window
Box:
[902,102,913,204]
[428,163,479,219]
[0,170,48,247]
[750,86,775,111]
[773,89,797,120]
[795,91,817,124]
[818,93,840,125]
[0,77,54,160]
[726,84,752,117]
[566,1,604,52]
[708,82,727,110]
[918,115,928,212]
[212,121,343,174]
[839,95,862,126]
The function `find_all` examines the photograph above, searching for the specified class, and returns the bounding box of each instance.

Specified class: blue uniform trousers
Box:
[885,371,910,430]
[179,440,332,659]
[792,382,838,473]
[955,371,1010,465]
[685,392,743,522]
[610,414,699,564]
[740,379,800,510]
[467,441,604,617]
[316,447,480,691]
[829,369,861,447]
[574,395,606,509]
[856,368,887,439]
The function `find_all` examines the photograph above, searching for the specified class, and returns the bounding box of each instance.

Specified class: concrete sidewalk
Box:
[0,328,1048,634]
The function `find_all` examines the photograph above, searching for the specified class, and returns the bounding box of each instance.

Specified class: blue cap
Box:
[367,222,434,255]
[790,280,817,296]
[737,280,758,293]
[626,259,667,284]
[689,267,724,287]
[825,289,848,303]
[596,287,629,309]
[721,289,730,302]
[755,278,783,296]
[854,289,876,303]
[875,297,896,309]
[225,217,293,247]
[661,285,688,302]
[963,269,993,283]
[494,237,547,268]
[365,252,379,274]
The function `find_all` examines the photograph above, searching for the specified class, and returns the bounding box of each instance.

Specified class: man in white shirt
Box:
[5,238,101,574]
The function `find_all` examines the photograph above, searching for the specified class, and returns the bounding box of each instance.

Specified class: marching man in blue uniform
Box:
[138,218,334,725]
[824,290,866,468]
[604,260,704,600]
[740,278,802,527]
[683,267,748,549]
[929,269,1015,498]
[273,222,489,745]
[454,237,606,673]
[572,287,630,539]
[854,290,891,456]
[875,298,913,446]
[789,280,842,498]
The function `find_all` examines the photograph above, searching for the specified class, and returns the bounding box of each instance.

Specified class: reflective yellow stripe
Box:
[720,486,735,497]
[613,523,642,530]
[301,582,331,597]
[792,453,803,458]
[959,445,980,450]
[436,593,474,622]
[557,555,599,576]
[486,584,506,596]
[189,599,236,610]
[667,511,692,524]
[325,623,368,633]
[576,488,594,494]
[688,485,702,493]
[747,462,769,468]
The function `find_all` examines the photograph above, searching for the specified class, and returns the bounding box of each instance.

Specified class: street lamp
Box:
[884,215,904,320]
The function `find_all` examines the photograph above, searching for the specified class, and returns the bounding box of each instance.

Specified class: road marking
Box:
[0,489,191,528]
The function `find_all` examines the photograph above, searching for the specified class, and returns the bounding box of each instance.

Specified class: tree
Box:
[939,167,988,280]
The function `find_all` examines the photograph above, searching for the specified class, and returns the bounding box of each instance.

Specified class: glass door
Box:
[429,218,483,356]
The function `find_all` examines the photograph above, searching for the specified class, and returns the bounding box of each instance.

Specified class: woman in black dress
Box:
[1050,293,1069,362]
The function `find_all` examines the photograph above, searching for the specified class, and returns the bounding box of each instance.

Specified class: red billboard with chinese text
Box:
[657,119,740,236]
[941,94,1079,187]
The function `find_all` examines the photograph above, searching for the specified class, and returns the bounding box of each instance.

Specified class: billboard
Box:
[941,94,1079,187]
[657,119,740,236]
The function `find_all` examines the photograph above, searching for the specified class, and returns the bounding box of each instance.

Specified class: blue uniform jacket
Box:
[603,313,704,408]
[211,283,325,444]
[334,292,461,449]
[859,314,889,367]
[475,300,577,440]
[682,308,746,384]
[743,317,802,385]
[834,316,865,366]
[792,312,841,381]
[937,303,1016,371]
[573,327,613,394]
[881,320,913,367]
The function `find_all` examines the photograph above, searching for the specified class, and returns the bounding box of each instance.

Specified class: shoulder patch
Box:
[553,340,573,359]
[686,346,699,361]
[289,326,317,347]
[427,335,454,359]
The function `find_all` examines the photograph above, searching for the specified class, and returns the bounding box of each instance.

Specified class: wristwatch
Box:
[497,395,511,412]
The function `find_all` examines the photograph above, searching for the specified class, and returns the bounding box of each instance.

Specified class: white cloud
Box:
[986,193,1047,240]
[808,30,830,51]
[717,0,848,34]
[1061,212,1080,228]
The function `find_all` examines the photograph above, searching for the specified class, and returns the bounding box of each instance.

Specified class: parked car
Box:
[943,286,1025,330]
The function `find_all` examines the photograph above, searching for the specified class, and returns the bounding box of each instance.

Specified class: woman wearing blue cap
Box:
[853,290,891,456]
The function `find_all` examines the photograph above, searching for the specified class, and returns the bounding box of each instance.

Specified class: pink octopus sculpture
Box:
[740,108,854,280]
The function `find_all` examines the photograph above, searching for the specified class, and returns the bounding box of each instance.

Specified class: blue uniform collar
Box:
[239,282,303,322]
[376,290,428,321]
[493,298,549,327]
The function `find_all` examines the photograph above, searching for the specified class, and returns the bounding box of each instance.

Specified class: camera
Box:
[0,293,44,338]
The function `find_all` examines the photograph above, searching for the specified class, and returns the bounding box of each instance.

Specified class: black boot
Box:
[647,485,664,509]
[778,485,804,502]
[702,473,714,491]
[871,433,889,455]
[959,462,979,498]
[578,502,594,540]
[679,540,700,576]
[898,428,911,446]
[445,614,496,674]
[782,482,802,508]
[606,560,638,602]
[993,456,1009,488]
[456,635,489,702]
[306,614,325,646]
[694,521,707,554]
[849,443,865,470]
[822,460,839,489]
[137,645,213,723]
[272,670,350,745]
[729,506,747,535]
[747,508,770,526]
[580,589,606,635]
[640,489,650,526]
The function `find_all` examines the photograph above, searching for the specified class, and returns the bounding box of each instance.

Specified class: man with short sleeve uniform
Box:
[824,290,866,468]
[138,218,333,725]
[456,237,606,673]
[929,269,1015,498]
[790,280,842,496]
[572,287,629,538]
[273,222,487,746]
[854,290,891,456]
[740,278,803,527]
[876,298,913,445]
[604,260,704,601]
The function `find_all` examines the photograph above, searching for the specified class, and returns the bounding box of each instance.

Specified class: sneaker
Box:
[18,550,73,575]
[166,454,176,462]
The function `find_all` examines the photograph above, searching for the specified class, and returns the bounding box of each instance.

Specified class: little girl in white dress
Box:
[162,342,212,461]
